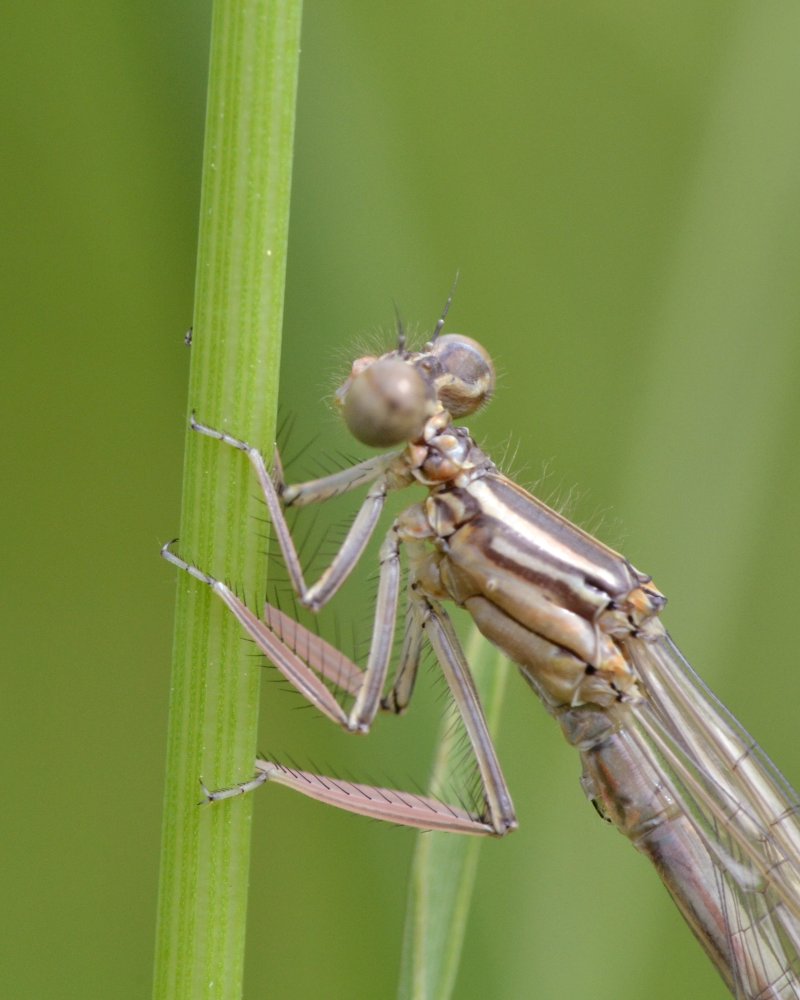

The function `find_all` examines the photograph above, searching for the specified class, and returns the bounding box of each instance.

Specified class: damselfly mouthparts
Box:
[164,294,800,999]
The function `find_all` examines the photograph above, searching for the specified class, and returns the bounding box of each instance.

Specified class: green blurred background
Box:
[4,3,800,998]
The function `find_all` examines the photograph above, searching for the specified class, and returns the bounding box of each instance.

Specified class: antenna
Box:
[431,270,460,342]
[393,301,406,353]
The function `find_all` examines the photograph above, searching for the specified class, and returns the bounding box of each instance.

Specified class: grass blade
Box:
[398,631,509,1000]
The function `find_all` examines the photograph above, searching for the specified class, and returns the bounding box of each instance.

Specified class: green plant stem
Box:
[153,3,302,998]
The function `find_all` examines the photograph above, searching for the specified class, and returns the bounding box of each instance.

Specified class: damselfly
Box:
[164,294,800,999]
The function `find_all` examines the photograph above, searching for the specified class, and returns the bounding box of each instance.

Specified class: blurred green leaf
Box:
[398,632,510,1000]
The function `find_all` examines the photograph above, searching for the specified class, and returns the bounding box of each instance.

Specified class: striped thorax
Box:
[337,332,666,715]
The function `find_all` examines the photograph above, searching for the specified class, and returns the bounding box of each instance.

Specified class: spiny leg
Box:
[219,592,517,835]
[249,589,515,835]
[163,541,352,726]
[162,531,398,733]
[170,417,513,834]
[203,760,500,835]
[162,540,512,835]
[414,593,518,836]
[190,415,397,611]
[349,525,400,730]
[382,518,515,833]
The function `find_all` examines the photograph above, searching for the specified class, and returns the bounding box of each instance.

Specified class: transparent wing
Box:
[627,631,800,998]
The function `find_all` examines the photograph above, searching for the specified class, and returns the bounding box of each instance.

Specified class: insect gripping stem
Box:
[164,317,800,998]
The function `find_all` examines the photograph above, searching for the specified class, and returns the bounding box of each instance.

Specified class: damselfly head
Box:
[336,333,495,449]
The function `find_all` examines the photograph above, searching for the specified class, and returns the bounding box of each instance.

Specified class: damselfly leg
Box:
[162,418,516,835]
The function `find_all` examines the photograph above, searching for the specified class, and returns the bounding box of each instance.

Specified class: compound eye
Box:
[340,357,435,447]
[429,334,495,417]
